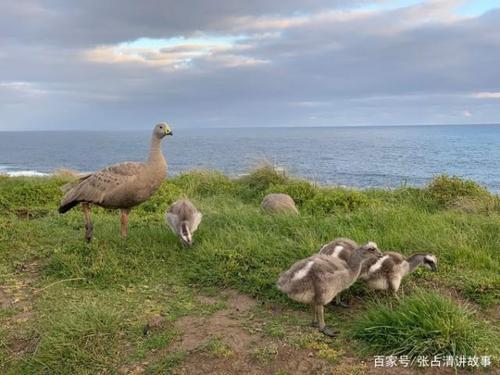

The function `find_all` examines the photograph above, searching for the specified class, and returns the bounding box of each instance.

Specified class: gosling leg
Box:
[335,294,350,308]
[388,283,400,301]
[311,303,319,327]
[316,304,338,337]
[82,203,93,243]
[389,280,401,300]
[120,208,130,238]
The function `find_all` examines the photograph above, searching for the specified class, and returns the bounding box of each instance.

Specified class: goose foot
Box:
[320,326,339,337]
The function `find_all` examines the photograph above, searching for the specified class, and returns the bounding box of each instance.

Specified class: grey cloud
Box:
[0,1,499,130]
[0,0,374,47]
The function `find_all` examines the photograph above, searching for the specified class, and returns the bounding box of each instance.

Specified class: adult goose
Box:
[59,123,173,242]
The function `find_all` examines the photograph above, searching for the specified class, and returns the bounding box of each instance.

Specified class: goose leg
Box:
[120,209,130,238]
[316,304,338,337]
[311,303,319,327]
[82,203,93,243]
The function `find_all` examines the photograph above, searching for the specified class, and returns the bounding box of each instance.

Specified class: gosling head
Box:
[179,221,193,247]
[154,122,173,139]
[357,241,382,260]
[423,254,438,272]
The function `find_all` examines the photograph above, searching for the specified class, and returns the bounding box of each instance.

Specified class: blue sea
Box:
[0,125,499,192]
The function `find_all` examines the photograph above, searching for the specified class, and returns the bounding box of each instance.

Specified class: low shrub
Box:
[304,189,372,214]
[265,180,317,207]
[236,164,288,201]
[426,175,491,208]
[137,180,183,214]
[0,177,63,212]
[174,170,235,197]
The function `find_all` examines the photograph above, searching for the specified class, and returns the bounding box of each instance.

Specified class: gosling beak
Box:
[431,263,437,272]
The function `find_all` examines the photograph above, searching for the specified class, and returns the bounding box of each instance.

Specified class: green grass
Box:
[349,291,495,359]
[0,168,498,373]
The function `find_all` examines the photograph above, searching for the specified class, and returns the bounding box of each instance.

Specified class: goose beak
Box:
[165,129,173,136]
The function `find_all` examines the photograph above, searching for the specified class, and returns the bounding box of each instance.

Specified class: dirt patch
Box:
[176,342,336,375]
[0,261,39,312]
[122,289,490,374]
[0,260,40,357]
[172,289,257,353]
[170,290,338,375]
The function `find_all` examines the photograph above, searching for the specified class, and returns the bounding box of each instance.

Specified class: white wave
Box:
[1,170,50,177]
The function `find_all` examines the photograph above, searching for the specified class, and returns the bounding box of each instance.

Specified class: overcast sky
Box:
[1,0,499,130]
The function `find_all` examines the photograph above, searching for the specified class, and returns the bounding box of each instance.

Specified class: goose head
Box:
[154,122,173,139]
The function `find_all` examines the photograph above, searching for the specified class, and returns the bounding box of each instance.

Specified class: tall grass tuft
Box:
[349,291,495,359]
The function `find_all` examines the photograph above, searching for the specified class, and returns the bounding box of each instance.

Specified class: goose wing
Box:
[59,162,145,210]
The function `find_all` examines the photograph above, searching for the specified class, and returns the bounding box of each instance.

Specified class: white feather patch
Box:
[331,245,344,257]
[292,260,314,281]
[368,255,389,274]
[424,255,437,264]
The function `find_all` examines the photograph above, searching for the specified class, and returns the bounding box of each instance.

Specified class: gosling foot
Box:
[335,300,350,308]
[319,326,339,337]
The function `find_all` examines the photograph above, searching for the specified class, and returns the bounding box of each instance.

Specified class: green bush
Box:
[304,188,372,214]
[137,180,183,214]
[174,170,235,197]
[236,165,288,201]
[265,180,317,207]
[0,177,63,212]
[350,291,494,359]
[426,175,491,208]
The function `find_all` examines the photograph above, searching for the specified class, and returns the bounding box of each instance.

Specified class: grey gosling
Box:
[59,123,173,242]
[360,251,438,295]
[165,199,202,246]
[320,239,438,296]
[318,237,360,307]
[277,242,381,336]
[261,193,299,215]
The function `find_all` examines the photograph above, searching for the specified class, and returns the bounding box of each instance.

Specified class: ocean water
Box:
[0,125,499,192]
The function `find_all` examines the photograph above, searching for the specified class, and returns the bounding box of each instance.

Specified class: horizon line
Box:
[1,123,500,132]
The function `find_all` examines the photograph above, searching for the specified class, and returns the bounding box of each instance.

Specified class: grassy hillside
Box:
[0,168,498,374]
